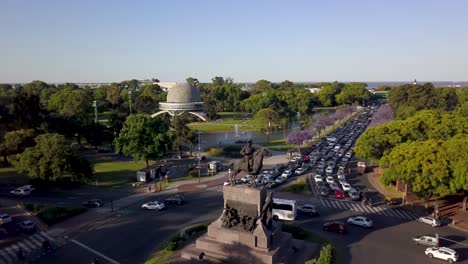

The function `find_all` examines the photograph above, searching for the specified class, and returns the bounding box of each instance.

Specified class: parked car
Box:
[418,216,441,227]
[412,235,439,247]
[325,166,333,175]
[82,199,103,208]
[347,216,373,228]
[0,214,12,225]
[326,176,335,184]
[18,185,35,192]
[141,201,165,210]
[425,247,458,263]
[323,221,346,234]
[17,220,36,232]
[10,188,31,196]
[334,190,345,199]
[297,204,318,215]
[164,194,185,205]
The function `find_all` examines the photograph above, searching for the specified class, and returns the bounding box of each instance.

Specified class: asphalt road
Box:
[35,190,224,264]
[32,185,468,264]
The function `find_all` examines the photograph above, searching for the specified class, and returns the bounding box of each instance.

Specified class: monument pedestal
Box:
[179,186,314,264]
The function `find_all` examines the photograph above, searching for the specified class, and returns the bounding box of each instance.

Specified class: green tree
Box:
[134,96,157,114]
[254,108,280,131]
[14,133,93,182]
[23,80,49,97]
[335,82,370,105]
[279,80,294,90]
[11,94,44,129]
[47,88,93,122]
[251,79,272,95]
[186,77,200,86]
[316,244,333,264]
[106,84,122,108]
[114,115,174,167]
[0,129,37,164]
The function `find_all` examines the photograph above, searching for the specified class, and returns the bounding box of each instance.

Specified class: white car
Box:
[0,214,12,225]
[341,183,352,191]
[297,204,318,215]
[325,166,333,175]
[425,247,458,263]
[347,216,373,228]
[418,216,441,227]
[345,151,352,158]
[141,201,165,210]
[294,167,306,175]
[10,188,31,196]
[275,176,287,184]
[314,175,323,182]
[282,170,292,178]
[326,176,334,184]
[19,185,35,192]
[328,182,340,191]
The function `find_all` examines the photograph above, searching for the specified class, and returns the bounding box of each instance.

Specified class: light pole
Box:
[128,90,133,114]
[198,130,201,183]
[93,100,98,124]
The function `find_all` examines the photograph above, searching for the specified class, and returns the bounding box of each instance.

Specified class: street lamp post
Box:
[128,90,133,114]
[93,100,98,124]
[198,130,201,183]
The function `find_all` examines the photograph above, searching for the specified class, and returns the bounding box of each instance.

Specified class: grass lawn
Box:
[0,167,29,184]
[257,138,295,151]
[282,178,312,195]
[188,118,263,132]
[92,160,147,187]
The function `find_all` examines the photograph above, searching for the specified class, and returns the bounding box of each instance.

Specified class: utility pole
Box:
[198,130,201,183]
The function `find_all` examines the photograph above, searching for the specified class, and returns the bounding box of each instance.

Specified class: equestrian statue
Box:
[230,139,271,187]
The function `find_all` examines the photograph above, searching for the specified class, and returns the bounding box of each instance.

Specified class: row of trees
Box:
[287,106,359,152]
[388,83,467,119]
[354,106,468,202]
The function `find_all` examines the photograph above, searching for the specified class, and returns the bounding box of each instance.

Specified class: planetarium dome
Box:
[166,83,202,103]
[151,82,207,121]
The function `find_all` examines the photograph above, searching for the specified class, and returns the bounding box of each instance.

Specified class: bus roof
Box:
[273,198,296,205]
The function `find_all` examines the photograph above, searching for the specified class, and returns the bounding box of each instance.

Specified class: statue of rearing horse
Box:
[230,147,272,187]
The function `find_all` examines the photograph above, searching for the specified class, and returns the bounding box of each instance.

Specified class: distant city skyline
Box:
[1,0,467,83]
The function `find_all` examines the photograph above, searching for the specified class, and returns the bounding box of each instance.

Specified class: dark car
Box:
[318,186,329,196]
[82,199,103,208]
[164,194,185,205]
[17,220,36,232]
[323,221,347,234]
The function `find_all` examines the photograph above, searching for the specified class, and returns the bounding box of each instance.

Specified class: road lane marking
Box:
[396,210,412,219]
[4,248,16,262]
[392,209,406,219]
[349,203,360,212]
[0,250,13,263]
[71,239,120,264]
[41,231,56,241]
[22,238,36,249]
[29,234,43,246]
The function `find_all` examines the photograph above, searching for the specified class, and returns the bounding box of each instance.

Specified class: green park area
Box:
[92,160,147,187]
[188,117,262,133]
[282,178,312,195]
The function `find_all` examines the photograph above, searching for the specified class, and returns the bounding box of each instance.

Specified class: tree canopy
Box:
[114,114,174,167]
[14,133,93,183]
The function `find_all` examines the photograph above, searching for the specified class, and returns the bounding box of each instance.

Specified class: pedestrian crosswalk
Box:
[205,185,419,220]
[319,198,418,220]
[206,185,224,193]
[0,232,55,264]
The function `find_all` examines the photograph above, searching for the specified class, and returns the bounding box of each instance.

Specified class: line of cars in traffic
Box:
[141,194,185,211]
[310,107,376,201]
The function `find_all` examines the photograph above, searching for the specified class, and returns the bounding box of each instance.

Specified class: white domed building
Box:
[151,82,208,121]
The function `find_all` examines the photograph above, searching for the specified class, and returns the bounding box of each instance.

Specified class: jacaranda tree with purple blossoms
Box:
[287,130,314,153]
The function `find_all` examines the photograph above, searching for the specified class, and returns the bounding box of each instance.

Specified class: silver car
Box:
[418,216,441,227]
[412,235,439,247]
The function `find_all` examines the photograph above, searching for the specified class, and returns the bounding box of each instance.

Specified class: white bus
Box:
[272,198,297,221]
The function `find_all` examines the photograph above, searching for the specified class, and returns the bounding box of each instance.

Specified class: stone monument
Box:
[180,186,313,263]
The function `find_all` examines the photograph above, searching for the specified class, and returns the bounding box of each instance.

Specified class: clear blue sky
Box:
[1,0,467,83]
